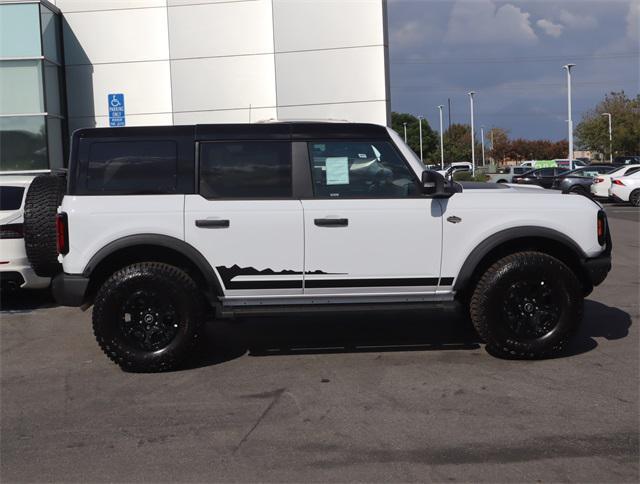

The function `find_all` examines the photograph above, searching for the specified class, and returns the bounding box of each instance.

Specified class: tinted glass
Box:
[513,167,527,174]
[624,167,640,176]
[0,186,25,210]
[40,5,62,64]
[0,4,41,58]
[87,140,178,193]
[308,140,419,198]
[0,60,44,115]
[0,116,47,172]
[538,168,555,176]
[199,142,291,198]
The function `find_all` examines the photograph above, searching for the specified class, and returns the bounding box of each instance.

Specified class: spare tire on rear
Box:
[24,174,66,277]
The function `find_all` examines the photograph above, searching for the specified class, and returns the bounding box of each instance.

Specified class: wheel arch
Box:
[453,226,591,297]
[82,234,223,304]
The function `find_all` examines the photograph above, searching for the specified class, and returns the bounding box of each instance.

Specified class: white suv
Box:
[0,175,50,290]
[25,122,612,372]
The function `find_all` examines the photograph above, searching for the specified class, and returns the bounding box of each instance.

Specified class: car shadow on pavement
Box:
[185,307,482,370]
[186,299,632,370]
[0,288,56,313]
[560,299,633,357]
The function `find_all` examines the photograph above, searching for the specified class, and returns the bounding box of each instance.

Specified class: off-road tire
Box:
[93,263,205,372]
[630,189,640,207]
[470,251,583,359]
[23,174,66,277]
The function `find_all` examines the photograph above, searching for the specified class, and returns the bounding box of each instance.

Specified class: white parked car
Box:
[0,176,50,290]
[609,170,640,206]
[25,122,611,372]
[591,164,640,199]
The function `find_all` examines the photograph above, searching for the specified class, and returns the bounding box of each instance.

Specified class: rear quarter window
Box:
[0,186,25,210]
[86,140,178,193]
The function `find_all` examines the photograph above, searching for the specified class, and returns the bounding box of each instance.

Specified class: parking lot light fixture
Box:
[438,105,445,169]
[563,64,576,169]
[468,91,476,176]
[602,113,612,163]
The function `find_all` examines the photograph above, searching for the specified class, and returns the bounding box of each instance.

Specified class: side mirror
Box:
[422,170,454,197]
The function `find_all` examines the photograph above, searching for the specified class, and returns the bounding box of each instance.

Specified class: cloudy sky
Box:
[387,0,639,140]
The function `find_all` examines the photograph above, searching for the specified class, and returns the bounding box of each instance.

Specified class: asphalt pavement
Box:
[1,207,638,482]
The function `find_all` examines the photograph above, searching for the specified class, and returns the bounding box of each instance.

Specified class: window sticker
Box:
[358,153,367,159]
[325,157,349,185]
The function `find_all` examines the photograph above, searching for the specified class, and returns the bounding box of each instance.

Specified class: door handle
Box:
[195,219,230,228]
[314,218,348,227]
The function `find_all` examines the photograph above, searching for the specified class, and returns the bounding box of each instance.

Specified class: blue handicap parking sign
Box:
[108,93,125,127]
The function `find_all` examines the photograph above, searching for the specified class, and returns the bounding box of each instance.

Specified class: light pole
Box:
[480,126,486,167]
[602,112,612,163]
[418,116,424,162]
[403,122,407,143]
[438,105,445,169]
[563,64,575,169]
[468,91,476,176]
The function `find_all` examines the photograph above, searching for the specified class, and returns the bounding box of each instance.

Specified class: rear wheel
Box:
[93,262,205,372]
[630,189,640,207]
[469,251,583,359]
[23,174,66,277]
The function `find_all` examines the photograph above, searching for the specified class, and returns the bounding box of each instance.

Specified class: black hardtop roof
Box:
[73,122,390,141]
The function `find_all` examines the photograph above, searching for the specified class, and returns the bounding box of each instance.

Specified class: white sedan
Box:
[0,175,51,290]
[609,170,640,207]
[591,164,640,198]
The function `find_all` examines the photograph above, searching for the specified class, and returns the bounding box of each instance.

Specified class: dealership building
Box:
[0,0,390,173]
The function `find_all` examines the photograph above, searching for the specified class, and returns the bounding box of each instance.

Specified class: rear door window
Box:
[199,141,292,199]
[0,186,24,210]
[87,140,178,193]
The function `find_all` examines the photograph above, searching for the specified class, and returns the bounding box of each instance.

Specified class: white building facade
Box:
[0,0,390,172]
[59,0,390,133]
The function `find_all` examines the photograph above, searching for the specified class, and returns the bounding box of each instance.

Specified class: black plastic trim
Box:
[82,234,223,296]
[453,226,588,291]
[51,273,89,307]
[581,254,611,287]
[305,277,439,288]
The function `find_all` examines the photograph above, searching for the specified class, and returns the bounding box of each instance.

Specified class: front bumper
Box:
[581,224,612,288]
[581,254,611,287]
[51,273,90,306]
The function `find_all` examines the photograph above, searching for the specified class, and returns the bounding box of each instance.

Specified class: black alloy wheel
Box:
[93,262,205,372]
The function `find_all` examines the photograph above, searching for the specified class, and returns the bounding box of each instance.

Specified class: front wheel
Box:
[93,263,205,372]
[469,251,583,359]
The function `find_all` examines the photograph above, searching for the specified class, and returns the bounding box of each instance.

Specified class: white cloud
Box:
[444,1,538,46]
[536,19,564,38]
[558,9,598,30]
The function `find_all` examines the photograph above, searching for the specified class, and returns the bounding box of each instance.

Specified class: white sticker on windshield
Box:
[325,157,349,185]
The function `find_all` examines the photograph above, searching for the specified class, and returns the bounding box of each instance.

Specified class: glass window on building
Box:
[0,1,66,173]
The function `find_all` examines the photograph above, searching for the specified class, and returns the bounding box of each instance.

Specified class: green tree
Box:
[443,123,481,162]
[391,112,438,162]
[576,91,640,157]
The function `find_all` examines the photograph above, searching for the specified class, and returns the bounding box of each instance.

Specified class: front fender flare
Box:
[452,226,587,292]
